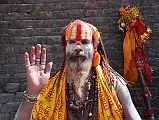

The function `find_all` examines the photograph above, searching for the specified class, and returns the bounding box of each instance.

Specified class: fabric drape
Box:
[32,65,123,120]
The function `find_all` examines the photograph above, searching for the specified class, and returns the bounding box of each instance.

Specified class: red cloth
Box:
[134,47,152,83]
[133,16,147,36]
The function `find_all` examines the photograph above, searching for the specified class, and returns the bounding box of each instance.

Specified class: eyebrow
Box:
[68,39,91,41]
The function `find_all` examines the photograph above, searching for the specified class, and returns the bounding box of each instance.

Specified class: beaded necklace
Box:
[66,69,98,120]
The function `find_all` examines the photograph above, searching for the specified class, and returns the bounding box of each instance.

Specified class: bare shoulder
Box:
[109,71,127,90]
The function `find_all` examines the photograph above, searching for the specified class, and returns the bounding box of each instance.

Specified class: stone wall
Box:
[0,0,158,119]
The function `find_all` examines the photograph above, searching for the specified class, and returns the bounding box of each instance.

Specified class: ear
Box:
[92,51,100,68]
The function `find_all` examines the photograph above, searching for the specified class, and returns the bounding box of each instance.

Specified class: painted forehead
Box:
[65,20,100,42]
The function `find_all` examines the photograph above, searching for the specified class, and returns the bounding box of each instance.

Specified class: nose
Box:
[75,44,82,53]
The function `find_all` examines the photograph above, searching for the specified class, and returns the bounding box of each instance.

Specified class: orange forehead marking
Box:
[64,20,100,47]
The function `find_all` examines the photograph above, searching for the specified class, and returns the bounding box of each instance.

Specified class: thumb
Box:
[45,62,53,74]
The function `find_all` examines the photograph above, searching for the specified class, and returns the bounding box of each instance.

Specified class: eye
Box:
[81,39,90,44]
[68,40,76,44]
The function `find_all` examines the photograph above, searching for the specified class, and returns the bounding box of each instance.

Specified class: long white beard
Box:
[66,59,92,99]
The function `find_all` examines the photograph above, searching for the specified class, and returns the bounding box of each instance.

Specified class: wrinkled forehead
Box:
[65,20,94,42]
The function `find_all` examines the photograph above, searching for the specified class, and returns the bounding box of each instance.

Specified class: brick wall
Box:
[0,0,158,119]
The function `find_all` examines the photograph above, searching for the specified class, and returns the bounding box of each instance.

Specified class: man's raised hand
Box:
[24,44,53,95]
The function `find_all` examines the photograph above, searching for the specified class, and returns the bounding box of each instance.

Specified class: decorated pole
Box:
[118,6,154,120]
[138,69,154,120]
[134,47,154,120]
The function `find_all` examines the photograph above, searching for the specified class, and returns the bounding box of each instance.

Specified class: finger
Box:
[40,47,46,70]
[24,52,30,68]
[35,44,41,64]
[30,46,36,65]
[45,62,53,74]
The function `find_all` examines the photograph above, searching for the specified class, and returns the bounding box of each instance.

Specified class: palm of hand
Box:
[25,44,52,95]
[26,67,48,92]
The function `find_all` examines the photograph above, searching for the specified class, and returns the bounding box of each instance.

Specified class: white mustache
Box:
[68,51,87,61]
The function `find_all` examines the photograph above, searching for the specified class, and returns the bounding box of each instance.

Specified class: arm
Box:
[114,76,142,120]
[14,44,52,120]
[14,100,35,120]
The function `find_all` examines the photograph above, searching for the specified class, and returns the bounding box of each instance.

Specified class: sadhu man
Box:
[15,20,141,120]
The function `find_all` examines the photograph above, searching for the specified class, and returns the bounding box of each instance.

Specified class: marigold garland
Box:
[120,7,139,25]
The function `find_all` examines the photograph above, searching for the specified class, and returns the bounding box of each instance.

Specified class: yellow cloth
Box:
[123,29,139,86]
[96,65,123,120]
[32,66,123,120]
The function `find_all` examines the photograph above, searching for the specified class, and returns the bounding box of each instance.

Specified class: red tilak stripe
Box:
[75,22,82,41]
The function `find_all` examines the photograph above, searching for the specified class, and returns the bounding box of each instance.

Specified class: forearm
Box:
[14,100,34,120]
[115,80,141,120]
[118,87,141,120]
